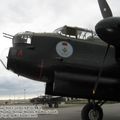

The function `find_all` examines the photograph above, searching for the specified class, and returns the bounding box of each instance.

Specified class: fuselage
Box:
[6,27,120,101]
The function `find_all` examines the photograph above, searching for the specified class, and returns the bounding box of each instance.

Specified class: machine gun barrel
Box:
[3,33,13,39]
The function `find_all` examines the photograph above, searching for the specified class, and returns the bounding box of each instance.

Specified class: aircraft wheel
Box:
[81,103,103,120]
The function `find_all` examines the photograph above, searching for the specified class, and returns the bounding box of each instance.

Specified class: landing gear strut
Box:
[81,101,104,120]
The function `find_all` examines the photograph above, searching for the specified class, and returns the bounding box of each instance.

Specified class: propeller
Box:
[93,0,116,95]
[95,0,120,46]
[93,0,120,96]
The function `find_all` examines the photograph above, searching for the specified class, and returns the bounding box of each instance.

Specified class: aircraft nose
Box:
[6,47,47,81]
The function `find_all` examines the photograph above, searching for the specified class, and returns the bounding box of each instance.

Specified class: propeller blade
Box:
[98,0,113,18]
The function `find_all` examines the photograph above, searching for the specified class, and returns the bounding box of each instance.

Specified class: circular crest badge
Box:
[56,41,73,58]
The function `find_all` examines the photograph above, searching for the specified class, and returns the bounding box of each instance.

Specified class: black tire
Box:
[81,103,103,120]
[48,103,53,108]
[54,103,59,108]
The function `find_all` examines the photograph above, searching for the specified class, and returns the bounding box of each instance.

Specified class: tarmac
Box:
[0,103,120,120]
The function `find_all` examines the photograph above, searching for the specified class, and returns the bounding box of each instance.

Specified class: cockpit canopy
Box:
[54,25,96,40]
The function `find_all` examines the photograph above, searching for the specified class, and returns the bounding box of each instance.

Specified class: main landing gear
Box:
[81,100,105,120]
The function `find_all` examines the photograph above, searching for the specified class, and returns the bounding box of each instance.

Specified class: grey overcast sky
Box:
[0,0,119,99]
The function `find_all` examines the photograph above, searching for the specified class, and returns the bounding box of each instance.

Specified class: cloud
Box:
[0,0,37,23]
[0,0,98,29]
[0,74,45,97]
[0,63,45,98]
